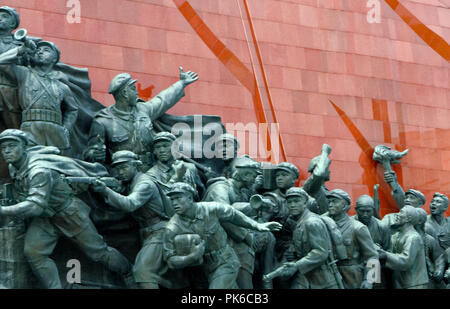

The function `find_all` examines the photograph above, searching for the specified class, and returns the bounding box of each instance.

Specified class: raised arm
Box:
[146,67,198,121]
[303,144,332,193]
[384,170,405,209]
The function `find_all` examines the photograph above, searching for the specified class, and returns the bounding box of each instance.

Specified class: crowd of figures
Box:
[0,6,449,289]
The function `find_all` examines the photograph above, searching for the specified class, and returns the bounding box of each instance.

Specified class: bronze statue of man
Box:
[162,182,282,289]
[326,189,378,289]
[202,156,261,288]
[279,187,340,289]
[145,132,204,199]
[272,162,300,199]
[0,6,22,130]
[354,195,391,251]
[0,41,78,155]
[382,170,426,233]
[415,208,446,289]
[92,150,186,289]
[85,68,198,169]
[353,194,391,288]
[213,133,240,179]
[303,144,332,214]
[377,206,429,289]
[0,129,134,289]
[425,192,450,251]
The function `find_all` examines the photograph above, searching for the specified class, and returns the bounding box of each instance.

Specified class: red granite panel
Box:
[14,0,450,213]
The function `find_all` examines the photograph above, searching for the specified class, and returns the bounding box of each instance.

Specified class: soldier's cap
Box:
[111,150,141,167]
[262,192,283,206]
[167,182,196,197]
[0,6,20,29]
[285,187,309,199]
[36,41,61,63]
[109,73,137,95]
[234,156,260,169]
[0,129,32,146]
[154,132,176,144]
[275,162,300,179]
[355,195,374,209]
[405,189,426,205]
[215,133,240,148]
[326,189,351,205]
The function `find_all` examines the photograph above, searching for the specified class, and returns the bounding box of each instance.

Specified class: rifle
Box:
[327,251,345,289]
[262,264,291,282]
[263,263,309,288]
[62,176,121,189]
[175,151,218,177]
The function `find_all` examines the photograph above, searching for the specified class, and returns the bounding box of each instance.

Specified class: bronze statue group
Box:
[0,6,449,289]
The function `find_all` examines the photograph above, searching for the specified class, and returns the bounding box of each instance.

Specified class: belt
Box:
[203,246,228,264]
[22,109,62,125]
[337,259,360,267]
[139,221,168,239]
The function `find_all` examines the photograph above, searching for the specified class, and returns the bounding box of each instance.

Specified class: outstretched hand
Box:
[257,221,282,232]
[179,66,199,86]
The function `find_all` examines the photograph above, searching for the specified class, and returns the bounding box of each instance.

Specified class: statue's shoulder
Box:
[351,217,369,231]
[205,176,228,188]
[93,106,114,119]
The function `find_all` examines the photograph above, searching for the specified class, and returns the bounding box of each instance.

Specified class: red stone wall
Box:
[6,0,449,215]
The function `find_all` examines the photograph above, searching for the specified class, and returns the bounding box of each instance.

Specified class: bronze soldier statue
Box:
[326,189,379,289]
[84,68,198,169]
[353,194,391,288]
[425,193,450,251]
[269,187,341,289]
[0,129,134,288]
[272,162,299,199]
[202,156,260,288]
[213,133,240,179]
[0,41,78,155]
[162,182,282,289]
[146,132,204,199]
[0,6,22,130]
[382,168,426,233]
[353,195,391,251]
[415,208,446,289]
[92,150,188,289]
[378,206,429,289]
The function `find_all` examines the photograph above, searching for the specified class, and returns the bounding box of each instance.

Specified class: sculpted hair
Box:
[433,192,449,209]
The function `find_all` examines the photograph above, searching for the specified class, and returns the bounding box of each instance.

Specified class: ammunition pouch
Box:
[22,109,62,125]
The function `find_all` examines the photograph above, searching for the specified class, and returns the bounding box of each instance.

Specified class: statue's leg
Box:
[207,247,240,289]
[236,268,253,289]
[70,219,132,276]
[132,233,170,289]
[233,242,255,289]
[261,233,276,289]
[208,262,240,289]
[23,217,62,289]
